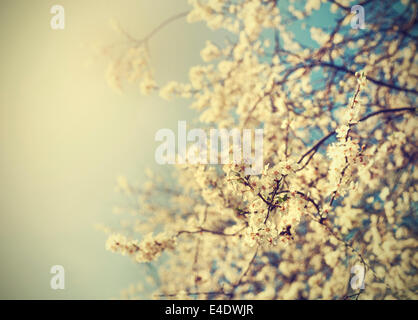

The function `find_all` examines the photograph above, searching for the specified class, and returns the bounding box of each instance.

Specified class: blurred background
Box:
[0,0,223,299]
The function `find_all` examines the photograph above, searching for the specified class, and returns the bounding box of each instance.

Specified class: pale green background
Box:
[0,0,223,299]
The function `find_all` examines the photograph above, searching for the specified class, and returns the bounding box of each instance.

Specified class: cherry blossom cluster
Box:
[106,232,176,263]
[327,74,368,200]
[225,161,310,247]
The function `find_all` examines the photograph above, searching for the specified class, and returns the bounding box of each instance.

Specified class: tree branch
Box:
[297,107,416,169]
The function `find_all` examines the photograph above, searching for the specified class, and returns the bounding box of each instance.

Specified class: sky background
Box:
[0,0,224,299]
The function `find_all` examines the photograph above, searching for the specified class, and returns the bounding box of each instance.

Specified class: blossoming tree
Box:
[101,0,417,299]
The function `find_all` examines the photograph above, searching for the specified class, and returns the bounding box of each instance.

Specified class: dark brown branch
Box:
[155,290,234,298]
[297,107,416,169]
[176,226,246,237]
[317,62,418,95]
[233,246,259,289]
[119,11,189,45]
